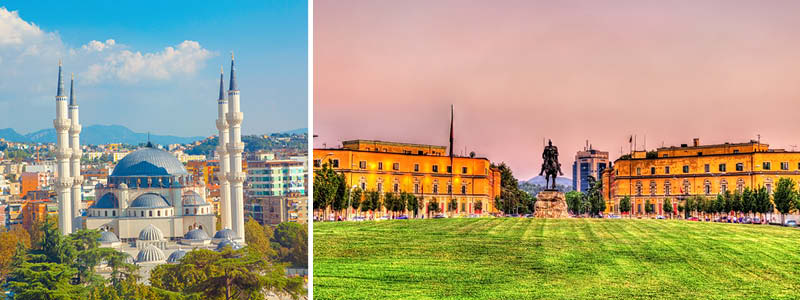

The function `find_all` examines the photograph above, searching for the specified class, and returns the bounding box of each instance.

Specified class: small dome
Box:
[213,229,236,240]
[136,244,165,263]
[182,191,207,206]
[166,249,187,263]
[111,147,189,177]
[183,229,210,240]
[216,239,243,251]
[138,224,164,241]
[98,231,119,242]
[130,193,170,208]
[92,193,118,209]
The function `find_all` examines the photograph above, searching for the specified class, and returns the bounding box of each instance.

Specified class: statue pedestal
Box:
[534,190,569,218]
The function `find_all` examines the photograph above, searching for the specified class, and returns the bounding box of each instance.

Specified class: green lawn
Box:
[313,218,800,300]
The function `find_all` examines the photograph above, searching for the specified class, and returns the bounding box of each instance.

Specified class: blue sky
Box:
[0,0,307,136]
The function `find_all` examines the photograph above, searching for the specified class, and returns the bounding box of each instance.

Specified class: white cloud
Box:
[83,40,212,83]
[0,7,44,46]
[0,6,213,86]
[81,39,116,52]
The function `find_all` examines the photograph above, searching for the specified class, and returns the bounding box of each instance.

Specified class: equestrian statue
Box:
[539,139,564,190]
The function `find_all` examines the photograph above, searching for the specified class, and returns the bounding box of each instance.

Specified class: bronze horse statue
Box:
[539,139,564,190]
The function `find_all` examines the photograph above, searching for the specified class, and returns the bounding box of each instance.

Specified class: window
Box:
[432,165,439,173]
[377,182,383,193]
[433,183,439,194]
[665,166,670,174]
[414,183,419,193]
[313,159,321,167]
[447,166,452,173]
[704,180,711,195]
[447,184,452,194]
[698,152,703,156]
[635,181,642,196]
[157,210,161,217]
[332,159,339,168]
[650,167,656,175]
[393,183,399,193]
[781,162,789,170]
[733,149,740,153]
[662,154,668,158]
[149,211,152,217]
[650,181,656,196]
[720,180,728,194]
[719,164,726,172]
[462,167,468,174]
[736,163,744,171]
[359,161,367,169]
[763,162,771,170]
[360,181,366,191]
[141,211,144,217]
[636,168,641,176]
[461,203,465,212]
[393,163,400,171]
[461,185,467,194]
[683,165,689,173]
[378,162,383,170]
[104,211,107,217]
[665,182,671,196]
[766,184,772,194]
[414,164,420,172]
[112,211,116,217]
[704,164,710,173]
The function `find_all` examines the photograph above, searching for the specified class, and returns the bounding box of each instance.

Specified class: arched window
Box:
[141,211,144,217]
[112,211,116,217]
[737,178,745,193]
[157,210,161,217]
[104,211,107,217]
[720,179,728,194]
[649,181,657,196]
[664,181,671,196]
[683,180,691,195]
[704,179,711,195]
[635,181,642,196]
[149,211,152,217]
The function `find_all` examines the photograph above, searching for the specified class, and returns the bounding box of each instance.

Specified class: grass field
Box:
[313,218,800,299]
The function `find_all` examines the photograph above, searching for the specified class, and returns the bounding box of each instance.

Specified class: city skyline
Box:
[0,1,307,137]
[314,0,800,180]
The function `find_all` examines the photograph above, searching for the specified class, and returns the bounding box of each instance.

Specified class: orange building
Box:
[603,138,800,216]
[314,140,501,217]
[20,172,49,197]
[22,200,57,230]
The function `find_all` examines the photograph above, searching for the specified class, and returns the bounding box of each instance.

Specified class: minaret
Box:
[53,61,73,235]
[68,74,82,231]
[226,52,246,242]
[216,66,232,230]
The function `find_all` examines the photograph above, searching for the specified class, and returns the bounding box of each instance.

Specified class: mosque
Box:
[53,54,247,267]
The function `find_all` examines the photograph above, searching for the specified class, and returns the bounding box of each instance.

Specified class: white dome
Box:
[136,244,165,263]
[138,224,164,241]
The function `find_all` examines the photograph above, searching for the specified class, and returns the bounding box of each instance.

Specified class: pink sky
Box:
[314,0,800,181]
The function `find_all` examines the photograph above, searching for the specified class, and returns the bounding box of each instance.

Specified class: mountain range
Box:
[0,125,305,146]
[524,175,573,188]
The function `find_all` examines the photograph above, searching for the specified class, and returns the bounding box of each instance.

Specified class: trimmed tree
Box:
[663,198,673,219]
[619,196,632,219]
[773,177,797,224]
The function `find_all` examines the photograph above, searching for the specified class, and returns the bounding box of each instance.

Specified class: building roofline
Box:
[341,139,447,150]
[313,148,491,161]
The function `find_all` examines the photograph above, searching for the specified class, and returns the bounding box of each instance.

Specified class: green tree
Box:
[427,201,441,217]
[741,188,754,218]
[403,192,419,218]
[272,222,308,268]
[151,248,304,300]
[586,178,605,217]
[350,187,362,218]
[473,201,483,213]
[448,198,458,213]
[565,190,584,216]
[663,198,673,218]
[313,162,340,220]
[244,219,276,261]
[773,177,797,224]
[619,196,632,218]
[645,199,654,215]
[495,163,524,214]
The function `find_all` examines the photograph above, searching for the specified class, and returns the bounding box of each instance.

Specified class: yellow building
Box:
[603,138,800,216]
[313,140,501,217]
